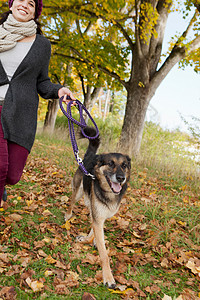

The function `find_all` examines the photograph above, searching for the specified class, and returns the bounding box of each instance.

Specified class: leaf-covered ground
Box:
[0,137,200,300]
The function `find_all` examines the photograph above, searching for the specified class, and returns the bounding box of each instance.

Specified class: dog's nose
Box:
[116,174,125,183]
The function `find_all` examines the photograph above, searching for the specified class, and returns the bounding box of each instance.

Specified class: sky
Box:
[150,64,200,132]
[148,7,200,133]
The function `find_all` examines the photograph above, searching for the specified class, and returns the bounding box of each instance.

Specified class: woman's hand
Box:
[58,87,76,105]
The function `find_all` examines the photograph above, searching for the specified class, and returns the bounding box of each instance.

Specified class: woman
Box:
[0,0,75,206]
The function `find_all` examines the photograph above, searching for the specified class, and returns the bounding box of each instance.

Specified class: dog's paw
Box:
[76,235,87,243]
[103,274,116,289]
[105,281,116,290]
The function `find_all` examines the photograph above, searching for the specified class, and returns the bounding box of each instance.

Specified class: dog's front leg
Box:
[92,219,116,289]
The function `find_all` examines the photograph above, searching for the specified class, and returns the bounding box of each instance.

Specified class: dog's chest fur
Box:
[83,180,122,221]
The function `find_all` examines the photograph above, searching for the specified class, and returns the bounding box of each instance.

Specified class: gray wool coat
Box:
[0,34,62,152]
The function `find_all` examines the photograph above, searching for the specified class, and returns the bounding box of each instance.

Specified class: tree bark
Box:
[103,89,111,121]
[83,86,102,122]
[43,99,59,134]
[118,85,150,156]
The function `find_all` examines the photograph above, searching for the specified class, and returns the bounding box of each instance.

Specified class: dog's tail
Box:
[80,126,100,155]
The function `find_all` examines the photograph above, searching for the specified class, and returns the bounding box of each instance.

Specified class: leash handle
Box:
[59,96,99,139]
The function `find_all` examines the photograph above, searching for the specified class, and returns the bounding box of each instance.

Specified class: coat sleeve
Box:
[36,39,62,99]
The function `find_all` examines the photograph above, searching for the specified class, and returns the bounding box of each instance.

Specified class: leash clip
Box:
[75,151,95,180]
[87,174,96,180]
[75,151,83,164]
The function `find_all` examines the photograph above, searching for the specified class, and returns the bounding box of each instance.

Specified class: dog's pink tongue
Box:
[111,182,122,193]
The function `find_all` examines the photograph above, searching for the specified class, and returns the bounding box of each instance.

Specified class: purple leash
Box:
[59,96,99,180]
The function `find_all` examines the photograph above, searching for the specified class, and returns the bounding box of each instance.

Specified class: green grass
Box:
[0,122,200,299]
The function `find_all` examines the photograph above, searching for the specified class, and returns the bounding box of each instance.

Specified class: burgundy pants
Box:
[0,106,29,206]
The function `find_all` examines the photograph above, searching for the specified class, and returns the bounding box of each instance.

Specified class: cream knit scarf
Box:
[0,14,37,53]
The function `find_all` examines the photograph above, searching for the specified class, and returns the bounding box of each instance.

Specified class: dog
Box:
[65,126,131,289]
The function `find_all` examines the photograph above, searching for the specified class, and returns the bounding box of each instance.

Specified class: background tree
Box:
[42,0,200,156]
[41,5,125,125]
[43,59,72,133]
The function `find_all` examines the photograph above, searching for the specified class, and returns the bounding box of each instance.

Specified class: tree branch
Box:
[84,21,93,34]
[54,52,84,63]
[181,9,199,40]
[55,48,127,88]
[75,20,83,38]
[135,0,143,59]
[187,34,200,54]
[149,47,184,98]
[150,6,200,94]
[148,0,172,77]
[72,46,127,87]
[193,0,200,12]
[78,73,86,98]
[114,20,135,51]
[150,33,200,96]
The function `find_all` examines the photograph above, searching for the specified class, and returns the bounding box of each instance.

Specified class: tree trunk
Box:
[83,86,102,122]
[103,89,111,121]
[109,91,114,113]
[43,99,59,134]
[118,85,150,157]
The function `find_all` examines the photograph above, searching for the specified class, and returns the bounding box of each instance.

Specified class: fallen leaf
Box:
[9,213,23,222]
[19,242,30,249]
[132,230,141,238]
[20,256,31,267]
[161,257,169,268]
[25,277,44,292]
[60,196,69,203]
[94,270,103,284]
[55,260,67,269]
[77,265,82,274]
[38,249,48,257]
[82,253,99,265]
[42,237,51,243]
[42,209,53,216]
[115,275,128,285]
[0,286,17,299]
[45,255,57,264]
[26,199,33,207]
[82,292,96,300]
[117,217,129,229]
[109,287,135,295]
[162,295,172,300]
[139,223,147,231]
[55,284,69,295]
[186,258,200,275]
[44,270,54,277]
[34,240,45,249]
[61,220,71,230]
[0,253,10,263]
[178,288,200,300]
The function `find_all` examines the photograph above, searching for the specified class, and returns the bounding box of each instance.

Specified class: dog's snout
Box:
[116,173,125,183]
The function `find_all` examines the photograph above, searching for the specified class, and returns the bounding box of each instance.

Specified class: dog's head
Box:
[94,153,131,195]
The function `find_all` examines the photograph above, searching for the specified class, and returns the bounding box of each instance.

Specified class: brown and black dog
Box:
[65,126,131,289]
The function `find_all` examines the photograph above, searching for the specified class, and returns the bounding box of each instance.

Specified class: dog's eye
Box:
[108,160,115,168]
[121,162,127,169]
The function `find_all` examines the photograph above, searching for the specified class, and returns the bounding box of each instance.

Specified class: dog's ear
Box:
[126,155,131,169]
[96,154,105,167]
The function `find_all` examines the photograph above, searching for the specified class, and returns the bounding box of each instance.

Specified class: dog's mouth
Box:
[106,176,122,194]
